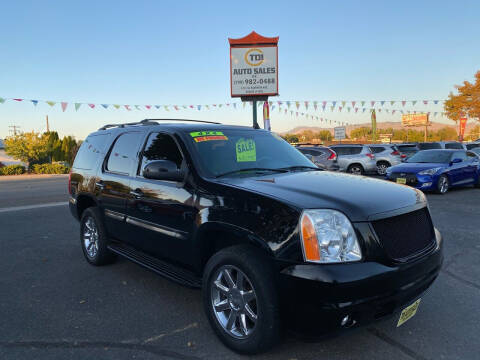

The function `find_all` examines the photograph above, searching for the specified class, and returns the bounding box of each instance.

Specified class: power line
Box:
[8,125,21,136]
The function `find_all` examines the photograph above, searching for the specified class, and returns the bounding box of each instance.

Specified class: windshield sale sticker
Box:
[236,138,256,162]
[190,131,228,142]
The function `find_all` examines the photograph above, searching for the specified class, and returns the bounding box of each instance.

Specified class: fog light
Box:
[341,315,351,327]
[421,182,432,187]
[341,314,356,328]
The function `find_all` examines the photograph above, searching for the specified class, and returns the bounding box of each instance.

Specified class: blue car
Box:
[386,149,480,194]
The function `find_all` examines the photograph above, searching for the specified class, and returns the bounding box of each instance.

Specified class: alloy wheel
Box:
[83,217,99,258]
[439,176,449,194]
[349,166,363,175]
[377,164,388,175]
[211,265,258,339]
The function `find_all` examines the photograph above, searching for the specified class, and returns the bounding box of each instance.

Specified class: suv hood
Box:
[390,162,447,173]
[217,171,425,222]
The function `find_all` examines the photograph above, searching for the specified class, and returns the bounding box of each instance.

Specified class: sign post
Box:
[459,114,467,141]
[228,31,279,129]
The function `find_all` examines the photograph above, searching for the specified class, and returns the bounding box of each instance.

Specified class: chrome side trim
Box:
[104,209,126,221]
[125,216,187,240]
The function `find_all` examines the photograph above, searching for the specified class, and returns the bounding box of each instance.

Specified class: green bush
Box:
[0,164,26,175]
[32,163,70,174]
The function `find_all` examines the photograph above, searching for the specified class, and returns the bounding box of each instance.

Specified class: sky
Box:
[1,0,479,139]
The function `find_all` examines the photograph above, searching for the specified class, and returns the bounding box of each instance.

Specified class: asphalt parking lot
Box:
[0,175,479,360]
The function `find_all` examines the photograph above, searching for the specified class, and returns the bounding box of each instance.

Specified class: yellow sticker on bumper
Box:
[397,298,421,327]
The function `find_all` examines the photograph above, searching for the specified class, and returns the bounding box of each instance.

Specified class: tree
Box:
[444,70,480,123]
[4,131,49,166]
[281,134,299,143]
[316,130,332,141]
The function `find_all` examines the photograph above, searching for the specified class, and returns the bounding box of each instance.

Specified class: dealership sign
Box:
[228,31,279,98]
[334,126,346,140]
[401,113,429,126]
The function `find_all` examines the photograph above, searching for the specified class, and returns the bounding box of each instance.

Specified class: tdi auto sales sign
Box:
[229,31,279,97]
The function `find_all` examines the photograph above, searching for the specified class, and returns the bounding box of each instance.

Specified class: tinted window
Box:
[298,149,314,156]
[140,133,184,174]
[73,134,109,170]
[397,145,418,152]
[407,150,452,163]
[466,143,480,150]
[106,132,143,174]
[371,146,385,154]
[330,147,345,155]
[445,142,463,149]
[418,142,442,150]
[350,147,362,155]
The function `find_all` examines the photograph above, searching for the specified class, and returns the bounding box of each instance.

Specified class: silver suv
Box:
[296,145,340,171]
[328,144,376,175]
[368,144,403,175]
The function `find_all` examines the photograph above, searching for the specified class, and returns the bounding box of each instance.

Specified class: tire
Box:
[80,207,116,266]
[436,175,449,194]
[376,161,391,175]
[347,164,364,175]
[202,245,280,354]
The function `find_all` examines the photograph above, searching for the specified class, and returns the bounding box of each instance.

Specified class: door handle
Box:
[95,181,105,190]
[130,189,144,199]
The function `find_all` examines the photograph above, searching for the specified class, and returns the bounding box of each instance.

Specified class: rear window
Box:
[331,146,362,155]
[73,134,109,170]
[418,142,441,150]
[466,143,480,150]
[371,146,385,154]
[445,142,464,149]
[397,145,418,152]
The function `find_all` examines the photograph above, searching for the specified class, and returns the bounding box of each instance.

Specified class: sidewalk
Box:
[0,174,69,181]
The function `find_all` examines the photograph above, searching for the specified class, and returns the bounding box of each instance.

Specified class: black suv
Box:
[69,119,443,354]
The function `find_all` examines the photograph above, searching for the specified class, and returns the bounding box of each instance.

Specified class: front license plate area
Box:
[397,299,421,327]
[396,177,407,184]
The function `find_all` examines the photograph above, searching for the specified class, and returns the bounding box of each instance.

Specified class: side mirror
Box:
[450,158,462,165]
[143,160,185,182]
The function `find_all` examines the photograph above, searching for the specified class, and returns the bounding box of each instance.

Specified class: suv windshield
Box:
[418,142,441,150]
[407,150,452,163]
[184,129,314,177]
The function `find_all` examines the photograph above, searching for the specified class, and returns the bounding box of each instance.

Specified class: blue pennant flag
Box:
[31,100,38,106]
[155,105,161,109]
[434,100,439,104]
[197,105,201,110]
[101,104,109,109]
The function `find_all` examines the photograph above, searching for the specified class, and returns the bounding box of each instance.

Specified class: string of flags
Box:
[0,96,445,113]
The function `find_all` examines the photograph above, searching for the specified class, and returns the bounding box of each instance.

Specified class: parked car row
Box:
[296,141,480,194]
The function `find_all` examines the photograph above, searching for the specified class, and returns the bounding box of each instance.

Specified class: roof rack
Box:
[98,118,221,130]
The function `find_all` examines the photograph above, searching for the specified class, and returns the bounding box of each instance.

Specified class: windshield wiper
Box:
[279,165,323,172]
[215,168,288,178]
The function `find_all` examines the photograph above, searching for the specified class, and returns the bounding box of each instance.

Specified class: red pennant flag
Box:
[145,105,151,110]
[370,101,375,107]
[61,102,68,112]
[88,103,95,109]
[423,100,428,105]
[352,101,356,107]
[339,107,342,112]
[13,98,23,101]
[401,101,406,106]
[322,101,327,107]
[355,108,358,113]
[125,105,131,111]
[174,105,179,110]
[189,105,194,109]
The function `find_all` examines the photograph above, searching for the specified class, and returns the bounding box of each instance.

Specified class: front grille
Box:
[371,208,435,261]
[390,172,418,185]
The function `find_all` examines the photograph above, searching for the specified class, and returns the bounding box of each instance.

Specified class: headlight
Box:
[418,167,441,176]
[300,210,362,263]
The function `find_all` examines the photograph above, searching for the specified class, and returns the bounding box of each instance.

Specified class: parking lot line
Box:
[0,202,68,213]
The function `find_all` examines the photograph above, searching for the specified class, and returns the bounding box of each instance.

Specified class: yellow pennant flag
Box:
[46,101,56,107]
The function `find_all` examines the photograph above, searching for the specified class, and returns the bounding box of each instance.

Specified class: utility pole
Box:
[46,115,50,132]
[8,125,21,136]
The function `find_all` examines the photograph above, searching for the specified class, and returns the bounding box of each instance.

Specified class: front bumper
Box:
[278,229,443,337]
[386,173,437,191]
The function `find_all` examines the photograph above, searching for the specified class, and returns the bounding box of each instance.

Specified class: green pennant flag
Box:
[46,101,56,107]
[0,97,5,104]
[371,109,377,142]
[361,101,365,107]
[75,103,82,111]
[390,101,395,106]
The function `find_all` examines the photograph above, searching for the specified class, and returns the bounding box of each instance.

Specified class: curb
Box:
[0,174,69,181]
